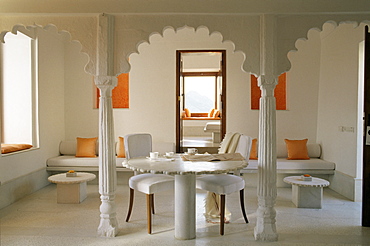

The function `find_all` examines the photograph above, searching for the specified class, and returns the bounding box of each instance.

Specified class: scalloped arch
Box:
[124,25,245,74]
[283,20,370,76]
[1,24,92,74]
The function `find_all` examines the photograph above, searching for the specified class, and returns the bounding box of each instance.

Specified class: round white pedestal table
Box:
[123,155,248,240]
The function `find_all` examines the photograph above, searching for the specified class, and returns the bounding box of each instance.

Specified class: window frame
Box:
[0,31,39,156]
[182,71,221,113]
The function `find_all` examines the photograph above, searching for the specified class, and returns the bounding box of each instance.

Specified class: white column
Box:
[254,78,278,241]
[96,76,118,237]
[95,12,118,238]
[254,14,278,241]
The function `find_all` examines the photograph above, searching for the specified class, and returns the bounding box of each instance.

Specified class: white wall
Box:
[317,23,365,178]
[282,28,321,145]
[0,28,66,183]
[0,27,85,208]
[64,40,98,140]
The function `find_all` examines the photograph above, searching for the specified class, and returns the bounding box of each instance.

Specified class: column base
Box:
[97,217,118,237]
[254,204,278,241]
[254,223,278,241]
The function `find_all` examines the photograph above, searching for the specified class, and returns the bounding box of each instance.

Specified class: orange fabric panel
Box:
[275,73,287,110]
[250,73,287,110]
[95,73,129,108]
[251,75,260,110]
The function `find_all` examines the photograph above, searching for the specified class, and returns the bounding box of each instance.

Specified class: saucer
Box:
[186,152,196,155]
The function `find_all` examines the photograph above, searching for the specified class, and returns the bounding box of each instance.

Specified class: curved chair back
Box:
[235,135,253,161]
[124,133,152,160]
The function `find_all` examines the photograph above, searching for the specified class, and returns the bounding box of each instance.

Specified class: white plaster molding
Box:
[113,15,260,74]
[277,16,370,75]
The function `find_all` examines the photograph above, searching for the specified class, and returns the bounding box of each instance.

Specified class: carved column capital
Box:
[258,75,278,96]
[94,75,118,88]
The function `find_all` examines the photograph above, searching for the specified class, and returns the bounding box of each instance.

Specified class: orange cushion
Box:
[284,139,310,160]
[249,139,258,160]
[117,136,126,158]
[208,109,215,117]
[1,144,33,154]
[76,137,97,157]
[184,108,191,117]
[213,110,220,118]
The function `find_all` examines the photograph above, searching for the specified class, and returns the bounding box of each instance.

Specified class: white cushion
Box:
[246,158,335,170]
[47,155,126,168]
[129,173,174,194]
[204,122,221,132]
[196,174,245,195]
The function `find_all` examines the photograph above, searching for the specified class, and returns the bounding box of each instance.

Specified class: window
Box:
[183,73,220,113]
[1,31,38,152]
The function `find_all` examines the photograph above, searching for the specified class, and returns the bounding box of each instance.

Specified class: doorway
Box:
[175,50,226,153]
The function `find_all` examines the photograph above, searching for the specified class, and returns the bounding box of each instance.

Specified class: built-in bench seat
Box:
[241,143,335,175]
[46,140,175,172]
[47,141,335,177]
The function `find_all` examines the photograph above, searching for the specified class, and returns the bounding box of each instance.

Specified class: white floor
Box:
[1,184,369,246]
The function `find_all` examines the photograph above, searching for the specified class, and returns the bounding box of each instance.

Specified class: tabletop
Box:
[283,176,330,187]
[123,154,248,175]
[48,172,96,184]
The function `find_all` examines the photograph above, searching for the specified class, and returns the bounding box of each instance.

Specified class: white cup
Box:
[149,152,159,159]
[187,148,198,155]
[166,151,174,157]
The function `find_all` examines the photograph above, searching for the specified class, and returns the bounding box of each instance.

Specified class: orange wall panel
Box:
[251,73,287,110]
[95,73,129,109]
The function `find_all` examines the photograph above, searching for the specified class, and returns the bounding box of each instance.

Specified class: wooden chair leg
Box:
[146,194,153,234]
[151,194,155,214]
[125,188,135,222]
[239,189,249,223]
[220,194,225,235]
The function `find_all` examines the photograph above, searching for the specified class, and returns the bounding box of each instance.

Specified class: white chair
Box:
[196,134,252,235]
[124,133,174,234]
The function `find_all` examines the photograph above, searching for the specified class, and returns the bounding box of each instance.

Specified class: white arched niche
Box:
[114,26,260,144]
[285,21,370,202]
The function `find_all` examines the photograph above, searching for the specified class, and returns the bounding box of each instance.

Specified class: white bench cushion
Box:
[246,158,335,170]
[47,156,126,168]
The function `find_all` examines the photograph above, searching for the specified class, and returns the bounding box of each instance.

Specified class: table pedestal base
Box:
[292,185,323,209]
[175,174,196,240]
[57,182,87,204]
